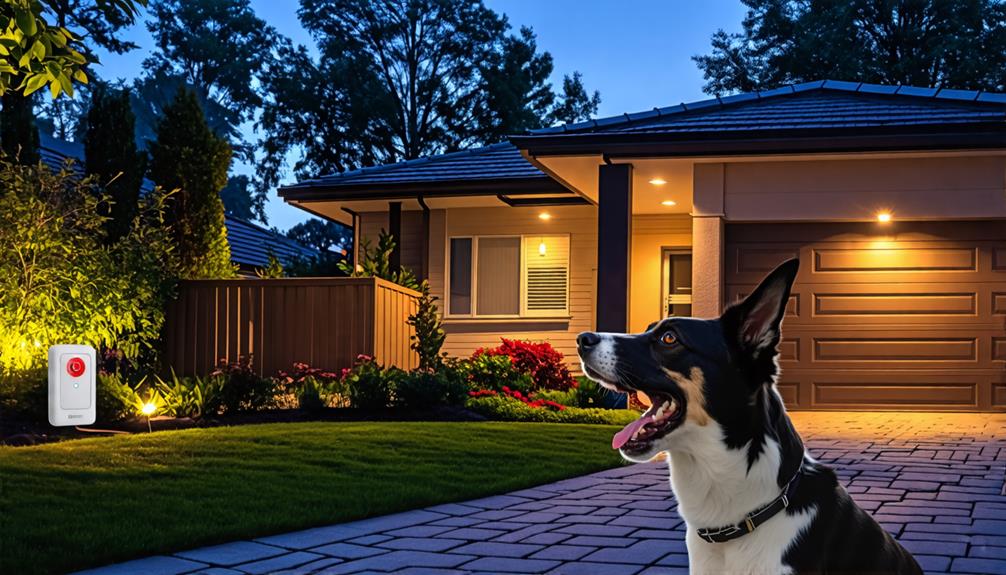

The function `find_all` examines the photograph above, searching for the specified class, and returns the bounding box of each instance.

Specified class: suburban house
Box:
[40,133,323,276]
[279,80,1006,412]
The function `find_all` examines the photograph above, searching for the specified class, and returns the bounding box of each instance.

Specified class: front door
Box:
[661,249,692,317]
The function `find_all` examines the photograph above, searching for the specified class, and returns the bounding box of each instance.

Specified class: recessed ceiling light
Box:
[649,178,667,186]
[661,200,676,206]
[538,212,551,221]
[876,211,892,223]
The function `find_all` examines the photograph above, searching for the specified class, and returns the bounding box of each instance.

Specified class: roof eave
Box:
[511,123,1006,158]
[279,175,570,202]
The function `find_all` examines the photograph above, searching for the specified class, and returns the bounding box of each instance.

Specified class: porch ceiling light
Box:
[649,178,667,185]
[876,211,892,223]
[661,200,677,206]
[538,212,552,221]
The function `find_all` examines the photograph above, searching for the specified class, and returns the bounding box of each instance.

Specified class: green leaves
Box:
[0,0,146,98]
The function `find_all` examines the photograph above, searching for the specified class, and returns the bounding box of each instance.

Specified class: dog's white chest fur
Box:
[666,423,817,575]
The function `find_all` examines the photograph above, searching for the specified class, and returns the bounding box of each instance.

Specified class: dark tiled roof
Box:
[530,80,1006,135]
[224,216,323,269]
[282,142,552,191]
[38,133,322,269]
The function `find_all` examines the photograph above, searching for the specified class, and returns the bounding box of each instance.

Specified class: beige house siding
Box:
[629,214,692,332]
[359,210,426,275]
[433,205,597,367]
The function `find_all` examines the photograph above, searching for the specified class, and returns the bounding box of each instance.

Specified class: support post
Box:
[389,201,402,272]
[596,163,633,332]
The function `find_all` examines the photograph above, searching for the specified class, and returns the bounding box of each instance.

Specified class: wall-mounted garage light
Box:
[539,240,547,257]
[661,200,676,206]
[538,212,551,221]
[876,211,892,223]
[649,178,667,185]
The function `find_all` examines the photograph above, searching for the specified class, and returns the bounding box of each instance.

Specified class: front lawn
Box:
[0,421,623,575]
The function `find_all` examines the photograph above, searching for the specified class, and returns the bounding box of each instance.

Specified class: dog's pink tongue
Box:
[612,415,654,450]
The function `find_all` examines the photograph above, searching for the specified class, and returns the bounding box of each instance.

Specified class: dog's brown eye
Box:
[660,332,677,345]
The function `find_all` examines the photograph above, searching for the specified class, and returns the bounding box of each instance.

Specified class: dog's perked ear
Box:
[722,258,800,358]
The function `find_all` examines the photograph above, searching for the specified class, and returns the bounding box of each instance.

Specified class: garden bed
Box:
[0,421,626,575]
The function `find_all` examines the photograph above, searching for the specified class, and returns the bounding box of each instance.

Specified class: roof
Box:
[38,132,322,269]
[278,142,568,199]
[223,215,323,269]
[528,80,1006,135]
[282,80,1006,199]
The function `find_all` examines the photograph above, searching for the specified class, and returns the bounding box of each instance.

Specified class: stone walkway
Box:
[76,413,1006,575]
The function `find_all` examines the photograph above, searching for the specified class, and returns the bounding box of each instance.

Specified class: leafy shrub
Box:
[532,388,577,407]
[0,369,46,418]
[395,367,470,410]
[0,157,177,376]
[96,372,142,422]
[464,353,534,394]
[154,371,220,419]
[572,376,622,408]
[344,354,397,410]
[209,356,276,413]
[277,362,345,411]
[408,282,446,371]
[466,394,640,425]
[474,339,576,391]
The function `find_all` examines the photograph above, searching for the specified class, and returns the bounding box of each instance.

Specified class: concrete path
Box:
[75,413,1006,575]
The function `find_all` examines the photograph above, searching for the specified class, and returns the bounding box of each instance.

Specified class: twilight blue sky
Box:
[90,0,747,231]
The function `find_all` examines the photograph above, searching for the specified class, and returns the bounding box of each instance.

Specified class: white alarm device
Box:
[48,344,97,427]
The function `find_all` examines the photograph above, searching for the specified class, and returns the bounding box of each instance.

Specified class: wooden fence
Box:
[162,277,420,377]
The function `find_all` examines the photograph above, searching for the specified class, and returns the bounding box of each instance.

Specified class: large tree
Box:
[148,88,235,279]
[142,0,276,159]
[84,83,146,243]
[259,0,600,192]
[695,0,1006,95]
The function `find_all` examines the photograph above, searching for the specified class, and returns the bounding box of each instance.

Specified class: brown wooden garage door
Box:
[725,221,1006,411]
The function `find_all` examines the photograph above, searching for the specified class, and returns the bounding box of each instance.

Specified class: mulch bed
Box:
[0,406,486,447]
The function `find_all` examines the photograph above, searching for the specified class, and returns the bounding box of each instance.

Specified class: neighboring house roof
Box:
[278,141,568,200]
[37,132,322,270]
[282,80,1006,199]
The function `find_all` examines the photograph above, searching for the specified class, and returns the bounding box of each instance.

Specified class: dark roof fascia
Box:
[511,123,1006,159]
[278,176,570,202]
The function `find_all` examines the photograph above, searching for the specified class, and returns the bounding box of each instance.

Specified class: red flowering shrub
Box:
[473,339,576,391]
[468,386,565,411]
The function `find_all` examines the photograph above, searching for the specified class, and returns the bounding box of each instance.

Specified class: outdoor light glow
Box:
[876,211,892,223]
[538,212,551,221]
[661,200,677,206]
[649,178,667,185]
[141,402,157,416]
[539,240,547,256]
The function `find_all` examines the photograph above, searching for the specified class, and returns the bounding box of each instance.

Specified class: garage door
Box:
[725,221,1006,411]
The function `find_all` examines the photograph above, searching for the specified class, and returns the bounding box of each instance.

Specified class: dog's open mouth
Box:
[613,390,684,453]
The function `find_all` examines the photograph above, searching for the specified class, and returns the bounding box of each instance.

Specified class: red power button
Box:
[67,357,86,378]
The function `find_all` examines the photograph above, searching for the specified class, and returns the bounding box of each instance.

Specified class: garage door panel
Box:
[814,247,977,273]
[726,221,1006,411]
[812,381,978,410]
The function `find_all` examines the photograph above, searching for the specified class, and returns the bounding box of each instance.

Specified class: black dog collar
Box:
[696,471,802,544]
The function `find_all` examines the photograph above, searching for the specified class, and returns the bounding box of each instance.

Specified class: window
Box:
[448,235,570,318]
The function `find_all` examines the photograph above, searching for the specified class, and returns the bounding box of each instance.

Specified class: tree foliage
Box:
[219,174,256,221]
[84,82,146,243]
[142,0,276,163]
[148,87,235,279]
[0,0,145,98]
[694,0,1006,94]
[259,0,600,191]
[286,218,351,253]
[0,156,177,376]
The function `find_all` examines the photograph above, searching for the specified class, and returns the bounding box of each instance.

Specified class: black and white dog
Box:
[577,259,921,575]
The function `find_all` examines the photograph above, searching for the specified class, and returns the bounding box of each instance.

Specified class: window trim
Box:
[445,233,570,319]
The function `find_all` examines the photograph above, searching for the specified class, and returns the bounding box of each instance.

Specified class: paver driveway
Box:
[76,412,1006,575]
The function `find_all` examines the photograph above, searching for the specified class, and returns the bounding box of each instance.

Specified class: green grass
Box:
[0,421,624,575]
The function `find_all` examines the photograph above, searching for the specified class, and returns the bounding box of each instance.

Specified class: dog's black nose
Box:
[577,332,601,351]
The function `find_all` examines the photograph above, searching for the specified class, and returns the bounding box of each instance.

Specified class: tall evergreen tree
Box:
[148,88,235,279]
[84,84,147,243]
